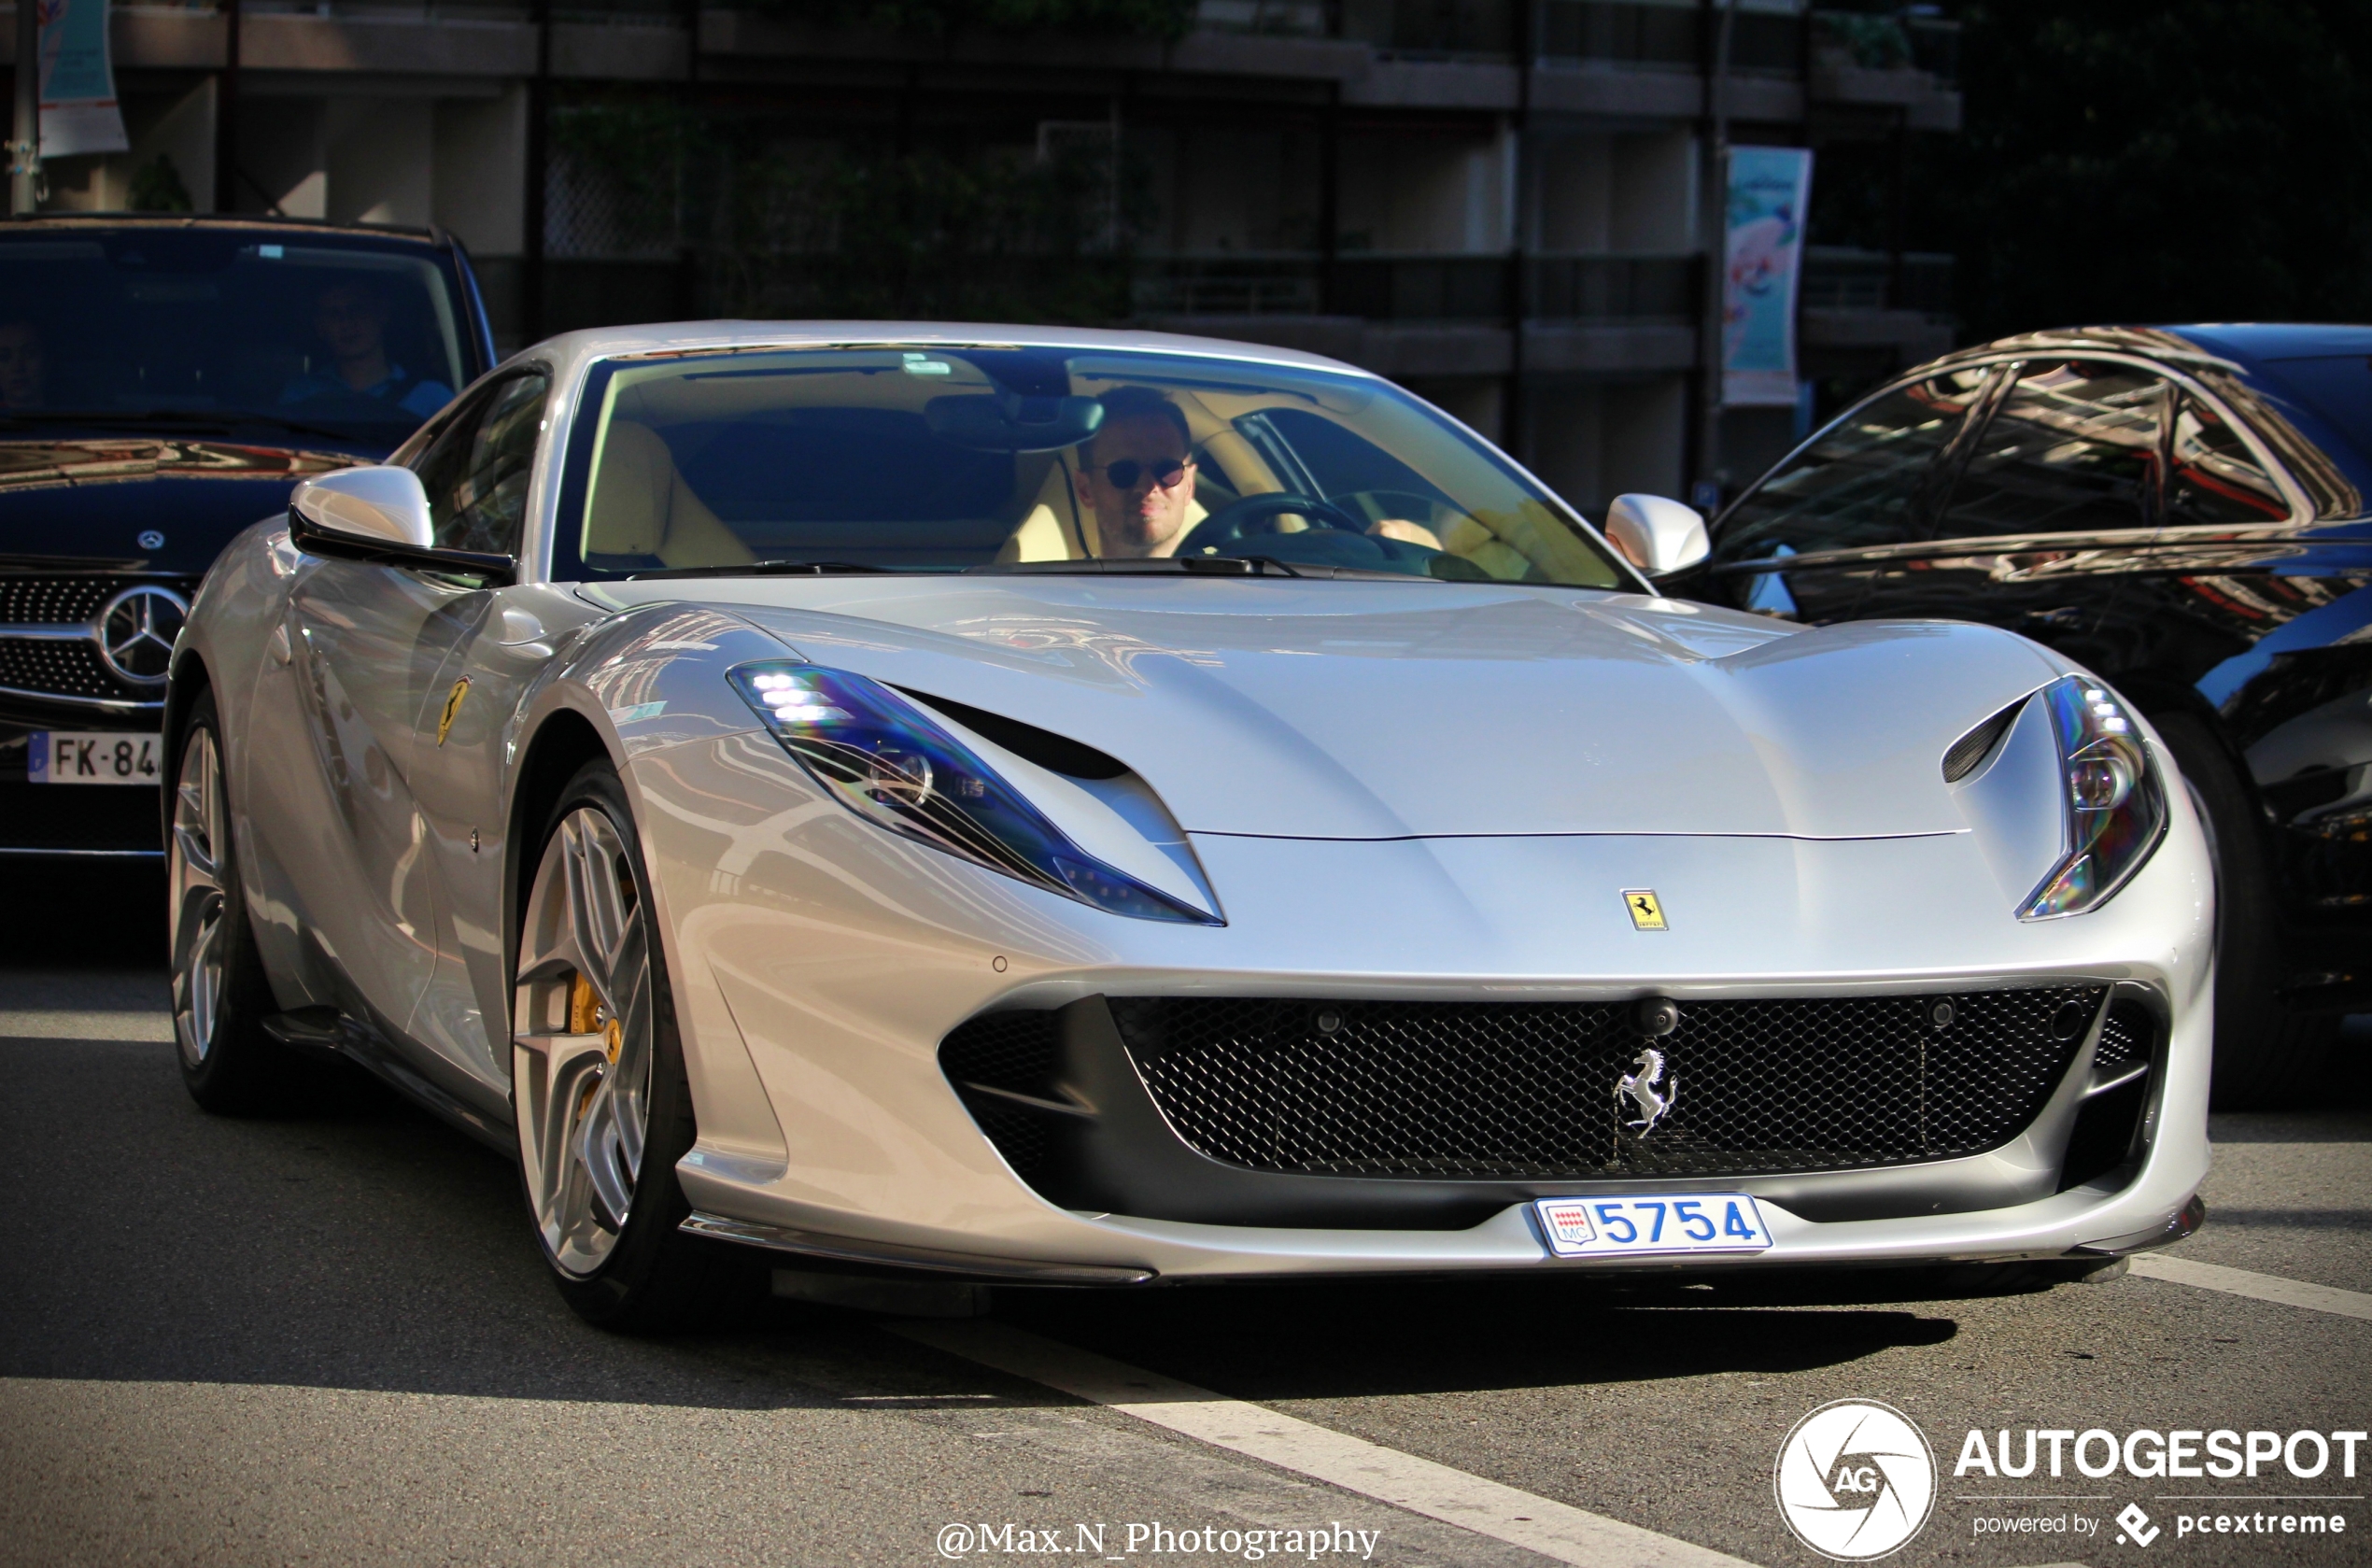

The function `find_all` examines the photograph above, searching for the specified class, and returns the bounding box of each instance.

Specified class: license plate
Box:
[1535,1194,1773,1258]
[29,731,162,785]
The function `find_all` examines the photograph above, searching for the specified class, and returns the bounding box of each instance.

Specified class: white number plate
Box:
[1535,1194,1773,1258]
[30,731,162,785]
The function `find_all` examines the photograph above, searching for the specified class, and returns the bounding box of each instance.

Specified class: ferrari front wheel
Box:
[169,687,287,1112]
[512,760,737,1330]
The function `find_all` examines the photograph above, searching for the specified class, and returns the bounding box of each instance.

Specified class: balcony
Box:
[1808,8,1961,128]
[1798,247,1952,314]
[1529,253,1695,323]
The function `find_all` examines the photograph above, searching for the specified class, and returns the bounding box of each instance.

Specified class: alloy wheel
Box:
[513,806,657,1278]
[168,727,229,1067]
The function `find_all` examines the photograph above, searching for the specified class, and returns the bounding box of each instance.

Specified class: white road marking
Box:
[895,1321,1758,1568]
[2127,1254,2372,1322]
[0,1010,175,1042]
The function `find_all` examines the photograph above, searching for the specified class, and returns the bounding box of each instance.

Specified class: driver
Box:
[1072,385,1447,559]
[1073,386,1200,558]
[279,280,454,419]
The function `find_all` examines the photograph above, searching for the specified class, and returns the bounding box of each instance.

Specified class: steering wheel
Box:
[1177,492,1373,559]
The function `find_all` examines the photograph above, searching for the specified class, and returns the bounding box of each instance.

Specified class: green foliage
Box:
[702,137,1133,322]
[128,154,193,214]
[764,0,1196,40]
[1924,0,2372,337]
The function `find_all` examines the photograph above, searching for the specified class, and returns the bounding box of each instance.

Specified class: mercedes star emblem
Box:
[97,585,190,685]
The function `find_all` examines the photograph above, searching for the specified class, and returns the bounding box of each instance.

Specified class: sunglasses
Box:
[1092,457,1193,489]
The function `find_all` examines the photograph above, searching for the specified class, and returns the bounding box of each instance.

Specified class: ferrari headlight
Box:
[2019,675,2168,920]
[729,661,1215,925]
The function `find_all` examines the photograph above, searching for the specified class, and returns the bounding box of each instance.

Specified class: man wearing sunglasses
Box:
[1073,386,1204,558]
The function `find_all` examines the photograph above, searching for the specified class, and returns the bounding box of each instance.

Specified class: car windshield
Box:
[0,229,468,442]
[553,346,1626,586]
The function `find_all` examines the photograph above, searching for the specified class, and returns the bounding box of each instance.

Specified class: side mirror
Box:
[1603,493,1711,578]
[291,466,433,550]
[289,465,515,583]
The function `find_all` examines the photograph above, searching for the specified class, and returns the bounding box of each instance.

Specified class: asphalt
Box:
[2,863,2366,1568]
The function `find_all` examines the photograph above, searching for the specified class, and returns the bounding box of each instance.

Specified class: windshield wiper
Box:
[972,557,1437,583]
[627,559,900,580]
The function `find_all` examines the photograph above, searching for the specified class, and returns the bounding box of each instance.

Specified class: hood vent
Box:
[898,687,1129,780]
[1942,695,2028,784]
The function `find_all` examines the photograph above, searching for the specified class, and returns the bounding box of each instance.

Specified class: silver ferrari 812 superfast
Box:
[164,325,2213,1325]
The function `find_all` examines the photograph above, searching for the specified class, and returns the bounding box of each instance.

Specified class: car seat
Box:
[584,419,756,569]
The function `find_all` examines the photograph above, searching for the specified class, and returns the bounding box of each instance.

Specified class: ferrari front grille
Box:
[1107,988,2105,1180]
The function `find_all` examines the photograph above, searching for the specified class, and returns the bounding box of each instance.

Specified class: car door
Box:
[275,374,538,1079]
[400,371,608,1099]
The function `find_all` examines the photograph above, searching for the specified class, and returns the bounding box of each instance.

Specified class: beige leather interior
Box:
[585,420,755,568]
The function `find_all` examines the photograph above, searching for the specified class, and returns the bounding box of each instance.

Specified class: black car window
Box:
[1714,367,1995,562]
[1935,360,2167,537]
[2167,390,2291,527]
[410,372,550,556]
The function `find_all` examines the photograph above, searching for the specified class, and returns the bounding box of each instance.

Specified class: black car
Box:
[0,215,496,860]
[1680,325,2371,1106]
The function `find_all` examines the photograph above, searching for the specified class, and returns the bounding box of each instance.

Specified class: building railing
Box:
[1133,250,1701,323]
[1528,253,1697,322]
[1192,0,1806,72]
[1799,247,1953,313]
[1808,8,1959,88]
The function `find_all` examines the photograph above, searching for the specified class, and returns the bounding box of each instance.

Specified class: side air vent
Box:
[900,688,1128,780]
[2058,998,2161,1192]
[1942,696,2027,784]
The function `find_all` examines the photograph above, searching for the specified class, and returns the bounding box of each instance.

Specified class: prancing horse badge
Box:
[1622,889,1666,931]
[436,677,470,746]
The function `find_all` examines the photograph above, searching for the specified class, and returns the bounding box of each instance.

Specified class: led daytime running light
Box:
[2018,675,2167,920]
[727,661,1215,925]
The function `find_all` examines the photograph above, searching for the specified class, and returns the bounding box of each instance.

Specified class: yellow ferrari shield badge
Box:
[1622,889,1667,931]
[435,677,470,747]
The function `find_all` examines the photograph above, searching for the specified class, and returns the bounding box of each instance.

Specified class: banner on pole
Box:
[38,0,132,159]
[1721,146,1813,408]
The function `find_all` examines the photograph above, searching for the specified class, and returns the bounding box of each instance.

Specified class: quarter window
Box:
[2167,391,2289,526]
[1935,360,2167,537]
[1715,367,1995,561]
[409,372,551,557]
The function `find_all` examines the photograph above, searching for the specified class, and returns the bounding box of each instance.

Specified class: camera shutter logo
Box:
[1772,1399,1937,1560]
[96,586,189,685]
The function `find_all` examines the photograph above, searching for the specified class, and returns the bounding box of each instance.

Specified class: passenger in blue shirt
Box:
[279,281,453,420]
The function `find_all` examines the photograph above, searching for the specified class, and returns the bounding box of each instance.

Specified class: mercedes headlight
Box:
[729,661,1215,925]
[2019,674,2168,920]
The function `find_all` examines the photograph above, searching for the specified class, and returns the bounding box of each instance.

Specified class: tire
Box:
[169,687,289,1113]
[2151,712,2338,1109]
[511,759,741,1331]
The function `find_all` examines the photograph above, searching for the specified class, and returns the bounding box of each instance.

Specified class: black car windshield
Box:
[0,229,468,442]
[553,346,1626,586]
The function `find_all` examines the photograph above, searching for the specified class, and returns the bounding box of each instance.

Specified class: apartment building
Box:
[12,0,1962,512]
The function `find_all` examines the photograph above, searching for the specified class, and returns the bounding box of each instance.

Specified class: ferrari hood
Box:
[589,576,2065,841]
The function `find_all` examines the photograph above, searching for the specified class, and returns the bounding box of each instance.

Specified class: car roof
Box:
[1,212,446,247]
[2166,323,2372,362]
[514,320,1384,386]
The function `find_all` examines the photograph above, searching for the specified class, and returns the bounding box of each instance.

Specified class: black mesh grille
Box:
[2093,1003,2153,1074]
[0,639,155,700]
[1113,988,2104,1180]
[0,575,120,626]
[940,1011,1065,1179]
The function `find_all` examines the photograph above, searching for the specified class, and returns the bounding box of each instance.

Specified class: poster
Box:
[38,0,131,159]
[1721,144,1813,407]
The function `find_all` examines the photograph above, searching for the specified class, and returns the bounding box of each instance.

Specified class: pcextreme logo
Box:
[1773,1400,1939,1561]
